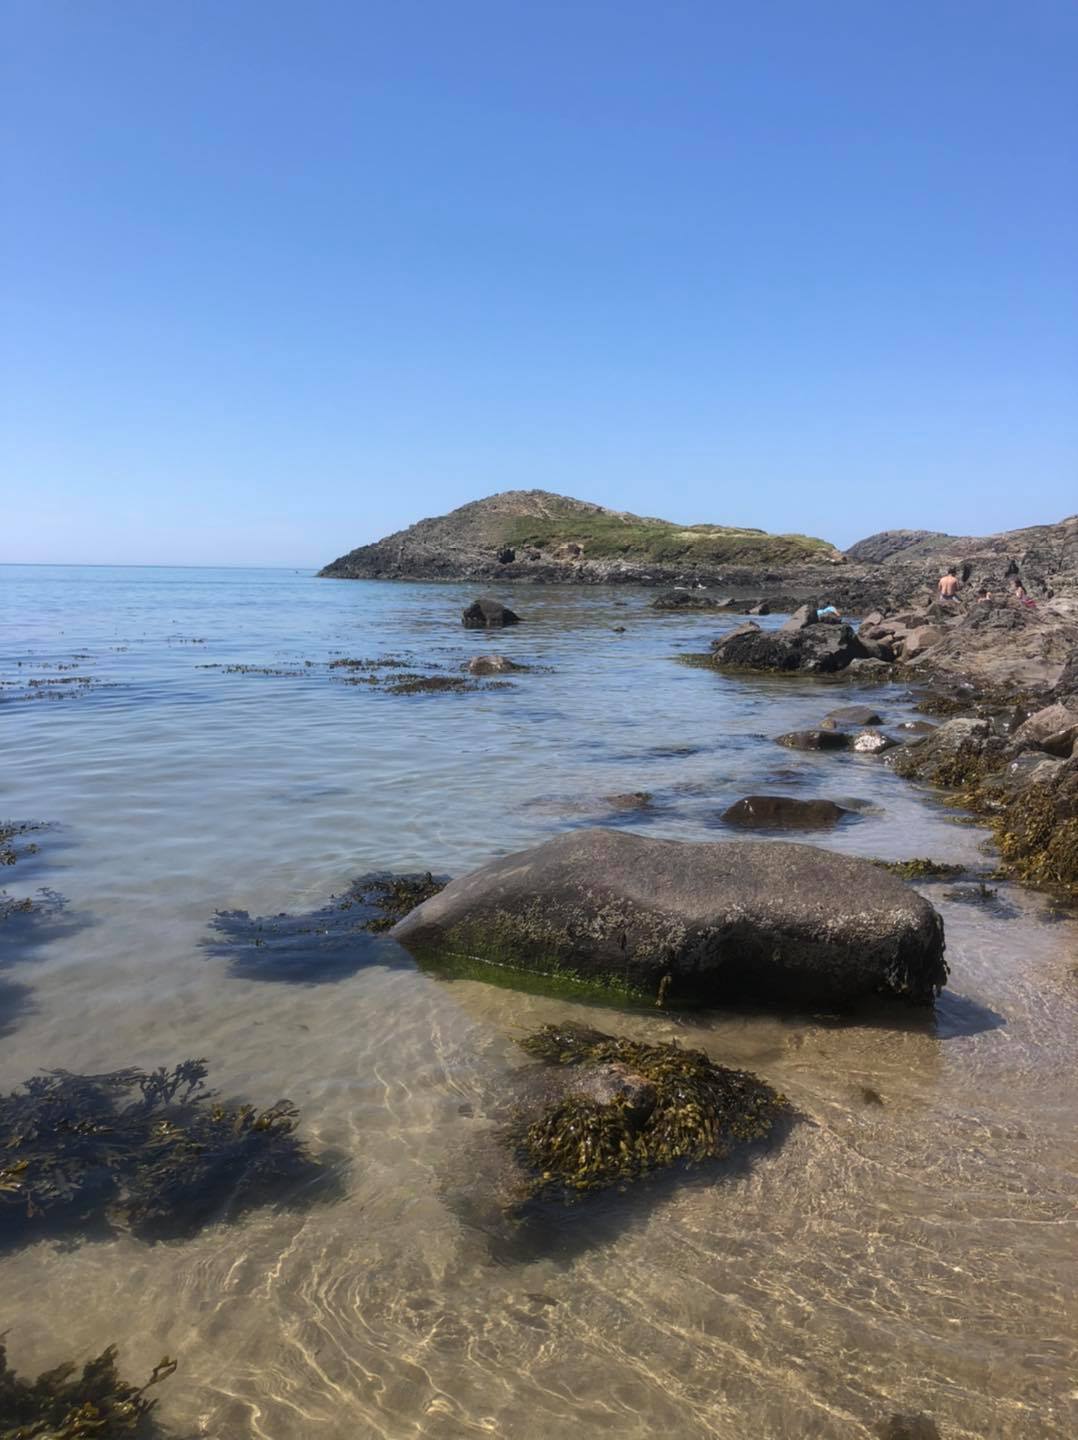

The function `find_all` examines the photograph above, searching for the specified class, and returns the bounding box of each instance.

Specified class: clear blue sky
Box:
[4,1,1076,566]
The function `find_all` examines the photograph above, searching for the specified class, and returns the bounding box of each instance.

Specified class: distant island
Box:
[318,489,1078,614]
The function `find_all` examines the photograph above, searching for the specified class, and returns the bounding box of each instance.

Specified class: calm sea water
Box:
[2,564,1076,1439]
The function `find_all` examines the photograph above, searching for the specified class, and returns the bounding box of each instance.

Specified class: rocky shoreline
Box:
[703,593,1078,898]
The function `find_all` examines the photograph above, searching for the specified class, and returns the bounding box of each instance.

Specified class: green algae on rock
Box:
[0,1061,323,1245]
[0,1341,176,1440]
[391,830,948,1009]
[511,1023,788,1201]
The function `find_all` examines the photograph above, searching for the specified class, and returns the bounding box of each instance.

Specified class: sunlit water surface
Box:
[1,565,1075,1439]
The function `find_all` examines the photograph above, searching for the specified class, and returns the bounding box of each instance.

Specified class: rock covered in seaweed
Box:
[390,829,948,1008]
[508,1023,788,1202]
[0,1339,176,1440]
[709,614,870,674]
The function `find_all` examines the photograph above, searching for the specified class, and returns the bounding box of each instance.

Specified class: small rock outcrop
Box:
[710,615,869,675]
[466,654,524,675]
[390,829,947,1007]
[720,796,852,829]
[650,590,725,611]
[825,705,884,727]
[776,729,853,751]
[462,598,521,629]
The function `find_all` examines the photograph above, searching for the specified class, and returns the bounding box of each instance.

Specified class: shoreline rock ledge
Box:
[390,829,947,1007]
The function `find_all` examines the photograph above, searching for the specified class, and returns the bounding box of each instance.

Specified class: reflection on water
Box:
[1,565,1076,1438]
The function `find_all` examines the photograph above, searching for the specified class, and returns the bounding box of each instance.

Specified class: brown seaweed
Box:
[0,1060,325,1246]
[0,1339,175,1439]
[512,1024,788,1202]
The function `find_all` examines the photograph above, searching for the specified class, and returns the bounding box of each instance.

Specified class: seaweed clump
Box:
[360,872,446,931]
[513,1024,787,1201]
[872,858,965,881]
[0,1060,323,1245]
[0,823,46,869]
[0,1340,175,1440]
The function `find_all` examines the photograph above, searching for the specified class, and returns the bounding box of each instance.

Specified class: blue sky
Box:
[4,1,1076,566]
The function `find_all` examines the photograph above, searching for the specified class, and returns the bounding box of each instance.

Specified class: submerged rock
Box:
[650,589,724,610]
[466,654,526,675]
[775,729,853,751]
[603,791,653,812]
[390,829,948,1007]
[824,705,883,727]
[720,796,853,829]
[462,597,521,628]
[510,1023,788,1201]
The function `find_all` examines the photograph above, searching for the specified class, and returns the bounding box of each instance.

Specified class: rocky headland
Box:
[320,491,1078,617]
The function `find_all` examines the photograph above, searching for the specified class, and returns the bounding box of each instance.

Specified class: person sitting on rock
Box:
[937,568,960,602]
[1012,578,1037,608]
[976,587,992,603]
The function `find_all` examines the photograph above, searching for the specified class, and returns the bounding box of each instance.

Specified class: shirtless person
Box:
[938,568,960,602]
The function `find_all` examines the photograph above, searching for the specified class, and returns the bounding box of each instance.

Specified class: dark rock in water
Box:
[462,597,521,628]
[390,829,948,1007]
[650,589,723,610]
[466,654,525,675]
[825,705,883,727]
[510,1023,788,1201]
[887,717,1002,786]
[876,1414,941,1440]
[720,796,852,829]
[776,729,853,751]
[0,1339,176,1439]
[896,719,937,736]
[712,620,868,675]
[603,791,653,811]
[748,601,771,615]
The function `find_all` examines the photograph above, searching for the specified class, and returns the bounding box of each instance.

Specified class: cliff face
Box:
[319,489,842,585]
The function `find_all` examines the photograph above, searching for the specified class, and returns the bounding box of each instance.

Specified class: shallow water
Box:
[2,564,1076,1439]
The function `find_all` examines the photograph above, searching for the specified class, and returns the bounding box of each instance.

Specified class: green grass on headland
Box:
[504,513,835,566]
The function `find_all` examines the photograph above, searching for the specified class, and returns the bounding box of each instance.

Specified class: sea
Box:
[1,564,1075,1439]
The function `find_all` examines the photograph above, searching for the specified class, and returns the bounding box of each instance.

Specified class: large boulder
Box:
[462,597,521,628]
[1011,700,1078,758]
[720,796,852,829]
[391,829,947,1007]
[711,620,869,674]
